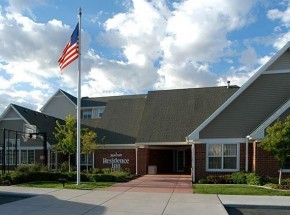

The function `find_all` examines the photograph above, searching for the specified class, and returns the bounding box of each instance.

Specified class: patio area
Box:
[107,174,193,193]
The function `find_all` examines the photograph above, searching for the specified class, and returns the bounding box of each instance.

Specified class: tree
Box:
[54,114,99,172]
[81,128,98,172]
[54,114,77,172]
[260,115,290,184]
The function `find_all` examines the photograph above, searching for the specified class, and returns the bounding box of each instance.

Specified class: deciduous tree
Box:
[260,115,290,184]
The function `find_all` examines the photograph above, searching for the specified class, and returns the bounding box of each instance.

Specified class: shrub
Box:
[206,175,232,184]
[282,178,290,186]
[231,172,247,184]
[91,168,102,174]
[15,164,47,173]
[59,162,69,172]
[265,183,290,190]
[15,165,31,173]
[198,178,208,184]
[246,173,263,185]
[101,168,111,174]
[110,171,129,182]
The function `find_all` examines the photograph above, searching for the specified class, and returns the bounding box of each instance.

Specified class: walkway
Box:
[0,175,289,214]
[0,186,227,215]
[107,174,193,193]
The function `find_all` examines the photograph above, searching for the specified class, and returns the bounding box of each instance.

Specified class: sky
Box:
[1,0,290,113]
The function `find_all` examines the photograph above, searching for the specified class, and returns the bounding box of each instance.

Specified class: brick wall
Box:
[137,148,149,175]
[194,143,249,181]
[252,142,290,178]
[35,149,45,165]
[94,149,136,173]
[148,149,173,173]
[195,144,206,180]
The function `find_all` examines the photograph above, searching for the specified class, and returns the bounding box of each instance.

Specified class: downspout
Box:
[245,135,251,172]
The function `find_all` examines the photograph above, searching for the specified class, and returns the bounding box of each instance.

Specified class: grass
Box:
[17,181,114,190]
[193,184,290,196]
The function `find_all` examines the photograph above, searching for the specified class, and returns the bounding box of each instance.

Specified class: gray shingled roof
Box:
[60,89,77,105]
[136,86,239,143]
[92,98,146,144]
[60,89,146,108]
[12,104,64,145]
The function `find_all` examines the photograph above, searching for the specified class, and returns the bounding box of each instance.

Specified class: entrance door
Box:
[177,150,185,172]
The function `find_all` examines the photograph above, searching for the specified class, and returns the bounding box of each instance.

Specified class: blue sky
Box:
[1,0,290,113]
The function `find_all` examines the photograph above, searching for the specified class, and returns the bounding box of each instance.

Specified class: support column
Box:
[135,147,138,175]
[191,143,195,183]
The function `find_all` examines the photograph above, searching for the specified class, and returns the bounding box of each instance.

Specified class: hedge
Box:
[0,170,131,185]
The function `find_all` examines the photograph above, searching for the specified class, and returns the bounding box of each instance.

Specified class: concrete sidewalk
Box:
[0,186,227,215]
[0,186,290,215]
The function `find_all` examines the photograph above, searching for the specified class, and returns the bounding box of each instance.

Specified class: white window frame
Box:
[0,139,20,165]
[82,106,105,119]
[97,106,105,118]
[80,153,93,166]
[82,109,92,119]
[20,150,35,165]
[206,143,240,172]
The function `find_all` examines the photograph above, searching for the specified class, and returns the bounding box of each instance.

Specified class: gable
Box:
[267,49,290,71]
[3,108,21,119]
[199,73,290,138]
[188,42,290,141]
[0,120,26,134]
[41,90,76,120]
[250,99,290,139]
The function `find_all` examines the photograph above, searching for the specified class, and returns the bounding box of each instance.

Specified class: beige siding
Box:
[4,109,21,118]
[200,73,290,138]
[0,120,25,133]
[42,95,76,119]
[0,120,44,147]
[267,50,290,71]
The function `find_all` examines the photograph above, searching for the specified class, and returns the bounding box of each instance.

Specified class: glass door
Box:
[177,150,185,172]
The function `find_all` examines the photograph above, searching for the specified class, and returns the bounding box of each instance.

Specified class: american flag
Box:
[58,23,79,71]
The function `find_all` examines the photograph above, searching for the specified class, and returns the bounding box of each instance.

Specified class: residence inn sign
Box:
[103,152,129,169]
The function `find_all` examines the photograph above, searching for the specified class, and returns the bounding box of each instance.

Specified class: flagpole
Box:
[76,7,82,185]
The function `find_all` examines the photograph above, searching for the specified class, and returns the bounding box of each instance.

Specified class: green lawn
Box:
[193,184,290,196]
[17,181,114,190]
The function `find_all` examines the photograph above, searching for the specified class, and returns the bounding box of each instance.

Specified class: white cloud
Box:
[266,3,290,49]
[0,0,263,113]
[239,47,258,69]
[99,0,256,91]
[0,3,90,113]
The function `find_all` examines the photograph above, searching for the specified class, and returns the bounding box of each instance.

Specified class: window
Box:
[82,109,92,119]
[207,143,238,171]
[0,139,20,165]
[21,150,35,164]
[97,107,105,118]
[283,155,290,171]
[81,153,93,165]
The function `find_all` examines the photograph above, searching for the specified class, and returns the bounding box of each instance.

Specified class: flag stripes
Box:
[58,23,79,71]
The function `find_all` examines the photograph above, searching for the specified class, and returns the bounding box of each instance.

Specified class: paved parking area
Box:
[0,175,228,215]
[0,187,227,215]
[0,175,289,214]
